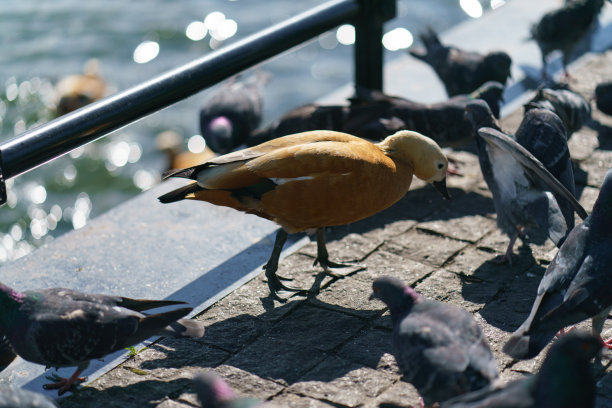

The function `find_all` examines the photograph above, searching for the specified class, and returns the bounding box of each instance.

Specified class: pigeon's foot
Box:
[602,336,612,349]
[492,252,513,266]
[44,372,86,395]
[556,326,575,337]
[314,258,365,278]
[446,155,464,177]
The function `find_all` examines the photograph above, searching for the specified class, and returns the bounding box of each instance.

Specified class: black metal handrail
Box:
[0,0,396,205]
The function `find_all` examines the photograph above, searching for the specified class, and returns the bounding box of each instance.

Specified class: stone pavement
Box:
[59,50,612,408]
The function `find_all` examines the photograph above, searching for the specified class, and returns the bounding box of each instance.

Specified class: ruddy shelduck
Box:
[159,129,450,300]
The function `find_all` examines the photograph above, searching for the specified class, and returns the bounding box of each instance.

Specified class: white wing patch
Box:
[488,144,529,202]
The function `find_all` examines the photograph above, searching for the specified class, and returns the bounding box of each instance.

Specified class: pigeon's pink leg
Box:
[494,227,523,266]
[555,326,575,337]
[44,369,87,395]
[602,336,612,349]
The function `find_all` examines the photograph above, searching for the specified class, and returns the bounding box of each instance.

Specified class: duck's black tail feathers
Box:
[158,183,203,204]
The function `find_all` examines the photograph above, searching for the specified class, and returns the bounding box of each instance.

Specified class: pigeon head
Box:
[465,100,497,131]
[483,52,512,85]
[534,332,601,408]
[470,81,505,118]
[370,277,421,315]
[193,372,237,408]
[204,116,234,154]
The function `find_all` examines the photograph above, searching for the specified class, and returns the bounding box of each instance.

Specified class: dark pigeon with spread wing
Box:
[530,0,610,79]
[442,332,601,408]
[370,276,499,406]
[503,169,612,359]
[465,100,586,264]
[524,87,591,137]
[0,284,205,395]
[408,27,511,96]
[200,72,268,154]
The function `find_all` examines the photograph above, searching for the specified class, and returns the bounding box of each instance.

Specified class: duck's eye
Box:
[437,163,444,169]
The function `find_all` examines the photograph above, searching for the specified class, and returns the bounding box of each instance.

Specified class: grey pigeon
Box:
[250,81,505,149]
[530,0,610,79]
[503,169,612,359]
[408,27,511,96]
[0,385,58,408]
[0,284,205,395]
[465,100,587,264]
[524,87,591,137]
[194,371,269,408]
[200,72,268,154]
[442,332,601,408]
[595,81,612,116]
[370,276,499,406]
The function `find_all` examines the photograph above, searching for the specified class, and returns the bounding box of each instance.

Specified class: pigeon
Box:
[193,371,268,408]
[503,169,612,359]
[465,100,587,264]
[523,86,591,137]
[0,284,205,395]
[250,81,505,149]
[200,72,268,154]
[159,130,449,301]
[530,0,610,80]
[370,276,499,406]
[442,332,602,408]
[0,385,58,408]
[408,27,512,96]
[594,81,612,116]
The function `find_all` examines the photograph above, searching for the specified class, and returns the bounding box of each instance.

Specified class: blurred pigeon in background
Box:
[370,276,499,406]
[595,81,612,115]
[503,169,612,360]
[0,284,205,395]
[0,385,58,408]
[408,27,512,96]
[250,81,504,150]
[442,332,601,408]
[200,71,269,154]
[530,0,610,80]
[193,371,275,408]
[465,101,587,264]
[523,86,591,137]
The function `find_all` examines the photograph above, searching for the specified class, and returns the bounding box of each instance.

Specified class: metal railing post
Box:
[353,0,396,91]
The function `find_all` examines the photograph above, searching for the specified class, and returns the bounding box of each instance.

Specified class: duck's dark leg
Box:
[263,229,308,301]
[314,228,365,278]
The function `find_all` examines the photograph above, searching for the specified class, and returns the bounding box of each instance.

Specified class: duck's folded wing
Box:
[246,139,380,180]
[477,128,587,220]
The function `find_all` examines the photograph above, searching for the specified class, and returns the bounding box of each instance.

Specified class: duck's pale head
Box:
[379,130,450,198]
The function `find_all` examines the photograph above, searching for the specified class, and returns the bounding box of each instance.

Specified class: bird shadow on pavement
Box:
[588,118,612,150]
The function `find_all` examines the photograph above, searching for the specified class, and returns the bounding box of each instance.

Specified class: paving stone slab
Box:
[336,328,400,375]
[363,380,421,408]
[357,252,436,287]
[224,336,327,385]
[288,355,395,408]
[385,230,467,268]
[265,304,366,352]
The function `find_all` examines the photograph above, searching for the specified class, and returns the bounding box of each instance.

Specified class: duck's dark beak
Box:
[432,178,451,200]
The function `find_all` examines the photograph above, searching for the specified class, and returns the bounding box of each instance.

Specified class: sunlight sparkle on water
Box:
[186,21,208,41]
[133,41,160,64]
[490,0,506,9]
[211,19,237,41]
[188,135,206,153]
[204,11,226,31]
[383,27,413,51]
[460,0,483,18]
[336,24,355,45]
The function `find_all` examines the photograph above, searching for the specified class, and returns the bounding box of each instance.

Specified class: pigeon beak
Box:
[432,178,451,200]
[369,292,377,301]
